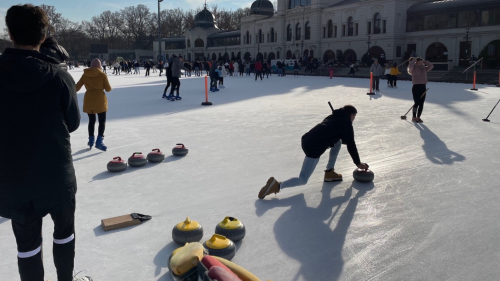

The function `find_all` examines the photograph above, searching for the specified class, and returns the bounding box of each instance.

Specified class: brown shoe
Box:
[258,177,281,199]
[417,117,424,123]
[324,169,342,182]
[412,117,417,122]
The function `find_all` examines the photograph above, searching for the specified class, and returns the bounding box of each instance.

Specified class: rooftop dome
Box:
[195,7,215,29]
[250,0,274,17]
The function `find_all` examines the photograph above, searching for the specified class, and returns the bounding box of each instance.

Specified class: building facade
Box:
[154,0,500,69]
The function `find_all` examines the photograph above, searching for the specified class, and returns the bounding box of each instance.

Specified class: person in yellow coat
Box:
[389,62,402,88]
[76,58,112,151]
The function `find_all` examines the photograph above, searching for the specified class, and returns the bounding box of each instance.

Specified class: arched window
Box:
[246,31,250,44]
[347,17,354,36]
[194,39,204,47]
[270,28,275,42]
[305,22,311,40]
[187,39,191,48]
[327,20,333,38]
[287,24,292,41]
[296,23,301,40]
[374,13,381,34]
[258,29,263,43]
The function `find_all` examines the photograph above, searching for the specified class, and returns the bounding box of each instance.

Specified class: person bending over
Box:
[258,105,368,199]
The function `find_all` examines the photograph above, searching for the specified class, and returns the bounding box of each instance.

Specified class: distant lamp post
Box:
[366,35,371,55]
[465,28,470,59]
[158,0,163,61]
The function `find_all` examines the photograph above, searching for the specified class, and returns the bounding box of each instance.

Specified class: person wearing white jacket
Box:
[219,64,228,88]
[233,62,239,77]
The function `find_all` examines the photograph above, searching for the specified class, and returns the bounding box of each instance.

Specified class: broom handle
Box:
[484,99,500,119]
[328,101,334,112]
[397,58,410,68]
[404,88,429,116]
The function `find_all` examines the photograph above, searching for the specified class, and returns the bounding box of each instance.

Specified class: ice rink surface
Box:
[1,68,500,281]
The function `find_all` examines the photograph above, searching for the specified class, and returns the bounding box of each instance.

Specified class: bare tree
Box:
[39,5,62,36]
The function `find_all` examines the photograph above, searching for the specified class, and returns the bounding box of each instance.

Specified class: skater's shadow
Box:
[255,181,373,281]
[154,241,179,279]
[416,124,466,165]
[72,148,89,157]
[91,155,184,181]
[73,152,102,162]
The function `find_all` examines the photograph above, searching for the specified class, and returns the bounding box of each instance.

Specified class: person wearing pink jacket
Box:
[408,57,434,123]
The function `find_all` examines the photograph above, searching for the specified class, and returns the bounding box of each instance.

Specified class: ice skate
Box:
[175,96,182,100]
[258,177,280,199]
[95,135,107,151]
[324,169,342,182]
[87,136,95,149]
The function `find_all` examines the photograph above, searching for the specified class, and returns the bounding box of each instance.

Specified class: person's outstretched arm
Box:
[61,74,80,133]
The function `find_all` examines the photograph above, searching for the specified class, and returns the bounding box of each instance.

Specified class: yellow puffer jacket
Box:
[390,67,401,76]
[76,68,112,114]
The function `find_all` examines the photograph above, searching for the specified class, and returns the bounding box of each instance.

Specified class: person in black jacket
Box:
[40,36,69,71]
[162,57,173,98]
[0,4,86,281]
[258,105,369,199]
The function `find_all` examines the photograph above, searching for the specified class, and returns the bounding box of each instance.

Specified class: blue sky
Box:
[1,0,254,36]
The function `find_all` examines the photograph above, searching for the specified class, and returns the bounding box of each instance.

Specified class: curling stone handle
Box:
[152,148,160,153]
[132,152,142,157]
[113,157,122,161]
[175,143,185,148]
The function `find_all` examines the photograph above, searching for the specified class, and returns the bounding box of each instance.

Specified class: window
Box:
[367,22,372,34]
[334,26,337,37]
[342,24,345,36]
[396,46,402,58]
[194,39,204,47]
[267,33,270,43]
[322,27,326,38]
[355,23,358,35]
[275,32,278,42]
[347,17,354,36]
[458,10,479,27]
[289,0,311,9]
[327,20,333,38]
[382,20,386,33]
[187,39,191,48]
[481,10,495,26]
[374,13,381,34]
[287,24,292,41]
[296,23,301,40]
[270,28,275,42]
[246,31,250,44]
[305,22,311,40]
[258,29,263,43]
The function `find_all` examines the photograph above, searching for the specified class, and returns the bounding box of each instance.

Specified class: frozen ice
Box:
[1,69,500,281]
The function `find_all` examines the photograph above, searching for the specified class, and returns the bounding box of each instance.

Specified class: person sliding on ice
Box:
[0,4,95,281]
[408,57,433,123]
[168,55,189,101]
[258,105,369,199]
[390,62,401,88]
[370,59,382,92]
[255,60,263,81]
[76,58,111,151]
[293,61,299,77]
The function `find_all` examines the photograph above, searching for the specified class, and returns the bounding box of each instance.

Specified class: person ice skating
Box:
[233,61,239,77]
[158,60,164,76]
[76,58,112,151]
[113,61,120,75]
[258,105,369,199]
[390,62,401,88]
[263,61,269,78]
[162,59,172,98]
[210,61,219,91]
[0,4,96,281]
[255,60,263,81]
[102,60,107,73]
[239,61,245,76]
[145,61,151,76]
[348,63,355,77]
[168,55,189,100]
[408,57,434,123]
[293,61,299,77]
[384,64,392,87]
[216,66,223,88]
[370,59,382,91]
[328,63,334,79]
[40,36,69,71]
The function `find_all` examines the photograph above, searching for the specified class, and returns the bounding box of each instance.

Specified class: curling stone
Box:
[203,234,236,261]
[215,217,246,242]
[107,157,127,172]
[172,143,189,156]
[172,217,204,245]
[147,148,165,163]
[128,152,147,167]
[353,168,374,183]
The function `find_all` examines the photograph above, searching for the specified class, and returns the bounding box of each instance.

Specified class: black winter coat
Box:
[301,108,361,165]
[0,48,80,222]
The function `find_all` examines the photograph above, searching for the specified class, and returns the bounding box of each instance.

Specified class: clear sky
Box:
[1,0,254,36]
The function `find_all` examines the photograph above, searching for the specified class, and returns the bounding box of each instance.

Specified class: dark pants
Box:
[102,66,106,73]
[372,76,380,90]
[170,77,180,95]
[386,74,391,84]
[163,76,172,94]
[255,70,262,80]
[210,77,218,89]
[88,112,106,136]
[391,75,398,87]
[412,84,427,117]
[145,68,150,76]
[12,199,76,281]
